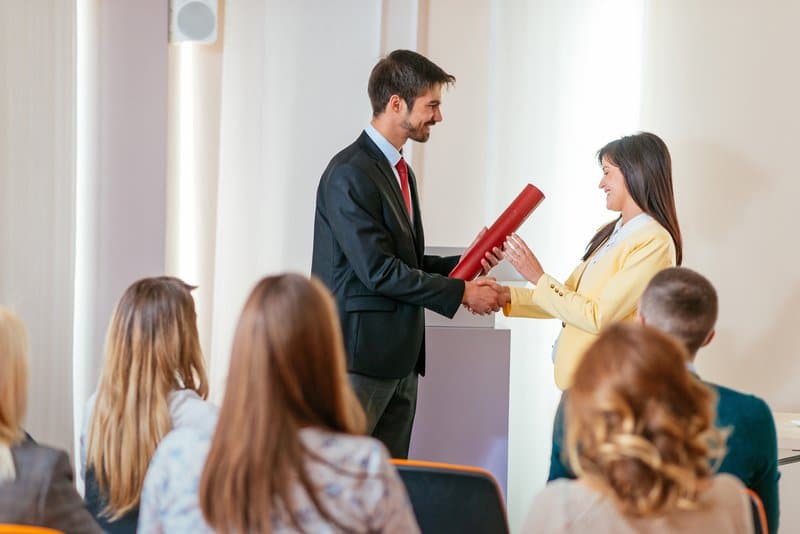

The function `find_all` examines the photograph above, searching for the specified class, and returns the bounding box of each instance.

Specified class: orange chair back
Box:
[745,488,768,534]
[0,526,63,534]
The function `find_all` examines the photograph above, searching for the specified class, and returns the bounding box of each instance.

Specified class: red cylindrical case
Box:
[449,184,545,280]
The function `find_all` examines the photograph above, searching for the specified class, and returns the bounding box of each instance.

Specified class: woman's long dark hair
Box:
[582,132,683,265]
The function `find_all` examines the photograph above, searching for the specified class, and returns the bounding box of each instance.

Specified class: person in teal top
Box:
[548,267,779,533]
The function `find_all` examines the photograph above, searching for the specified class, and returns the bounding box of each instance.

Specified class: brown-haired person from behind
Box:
[138,274,419,533]
[0,308,101,533]
[523,323,753,534]
[80,277,217,533]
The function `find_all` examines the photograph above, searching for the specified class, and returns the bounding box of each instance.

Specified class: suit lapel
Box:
[407,165,424,254]
[358,132,417,240]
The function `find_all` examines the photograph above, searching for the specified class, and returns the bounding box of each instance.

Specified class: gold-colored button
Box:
[550,284,555,289]
[559,292,564,296]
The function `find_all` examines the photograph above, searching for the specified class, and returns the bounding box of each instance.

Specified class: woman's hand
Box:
[503,233,544,284]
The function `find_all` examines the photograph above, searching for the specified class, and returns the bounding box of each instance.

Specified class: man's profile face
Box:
[400,84,443,143]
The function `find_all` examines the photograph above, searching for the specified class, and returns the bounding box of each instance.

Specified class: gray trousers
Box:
[348,371,419,459]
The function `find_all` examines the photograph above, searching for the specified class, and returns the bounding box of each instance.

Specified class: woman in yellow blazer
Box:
[497,132,682,389]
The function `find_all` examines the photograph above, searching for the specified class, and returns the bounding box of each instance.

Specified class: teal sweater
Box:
[548,381,780,533]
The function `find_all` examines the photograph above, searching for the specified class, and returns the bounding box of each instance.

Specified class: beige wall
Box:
[640,1,800,412]
[640,5,800,530]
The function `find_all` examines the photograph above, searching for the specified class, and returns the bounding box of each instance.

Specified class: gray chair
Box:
[392,459,509,534]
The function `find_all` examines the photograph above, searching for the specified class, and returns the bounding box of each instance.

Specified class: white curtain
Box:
[205,0,391,397]
[0,0,170,462]
[0,0,77,455]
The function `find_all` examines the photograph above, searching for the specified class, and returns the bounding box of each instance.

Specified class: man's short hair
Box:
[367,49,455,116]
[638,267,718,356]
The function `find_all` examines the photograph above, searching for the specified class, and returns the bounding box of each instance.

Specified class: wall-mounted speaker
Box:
[169,0,218,44]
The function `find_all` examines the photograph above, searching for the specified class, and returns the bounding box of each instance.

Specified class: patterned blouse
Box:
[138,425,419,533]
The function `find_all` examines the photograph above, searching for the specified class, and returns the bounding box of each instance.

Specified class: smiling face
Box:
[400,84,443,143]
[598,155,633,213]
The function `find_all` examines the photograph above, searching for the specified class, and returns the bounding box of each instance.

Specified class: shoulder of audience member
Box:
[521,479,578,533]
[300,427,394,476]
[707,381,775,427]
[159,425,212,457]
[168,388,220,432]
[13,440,68,473]
[146,426,213,486]
[707,472,750,503]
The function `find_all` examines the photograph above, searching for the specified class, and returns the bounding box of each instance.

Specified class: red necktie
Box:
[395,157,413,218]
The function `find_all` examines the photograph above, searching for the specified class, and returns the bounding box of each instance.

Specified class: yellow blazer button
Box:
[550,284,555,289]
[559,292,564,296]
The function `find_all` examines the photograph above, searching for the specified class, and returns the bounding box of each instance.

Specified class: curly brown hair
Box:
[565,322,727,517]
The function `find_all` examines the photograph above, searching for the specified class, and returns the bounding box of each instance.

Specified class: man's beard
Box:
[401,119,433,142]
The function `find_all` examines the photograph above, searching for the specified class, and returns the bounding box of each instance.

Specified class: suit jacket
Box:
[504,219,676,389]
[548,380,780,534]
[312,131,464,378]
[0,441,101,533]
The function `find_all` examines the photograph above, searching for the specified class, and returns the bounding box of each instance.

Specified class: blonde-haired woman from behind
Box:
[81,277,217,533]
[523,322,753,534]
[0,308,100,532]
[138,274,419,533]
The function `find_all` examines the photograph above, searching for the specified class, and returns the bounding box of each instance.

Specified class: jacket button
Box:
[550,284,555,289]
[559,292,564,296]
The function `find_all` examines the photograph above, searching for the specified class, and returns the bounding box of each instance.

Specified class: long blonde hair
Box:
[86,277,208,519]
[0,308,29,482]
[566,322,726,517]
[199,274,366,533]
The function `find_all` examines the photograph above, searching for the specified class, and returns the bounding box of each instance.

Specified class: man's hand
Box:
[462,277,503,315]
[480,246,503,276]
[464,228,504,276]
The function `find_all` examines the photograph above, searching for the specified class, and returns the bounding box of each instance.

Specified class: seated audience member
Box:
[548,267,779,532]
[81,277,217,533]
[525,322,752,533]
[0,308,100,533]
[138,274,419,533]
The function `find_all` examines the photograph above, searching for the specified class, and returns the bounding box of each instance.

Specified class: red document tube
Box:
[449,184,545,280]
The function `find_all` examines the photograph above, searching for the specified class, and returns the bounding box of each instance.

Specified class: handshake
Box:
[461,277,510,315]
[457,232,543,315]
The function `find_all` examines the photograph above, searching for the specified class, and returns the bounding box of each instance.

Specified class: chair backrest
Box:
[0,526,63,534]
[745,488,768,534]
[391,459,509,534]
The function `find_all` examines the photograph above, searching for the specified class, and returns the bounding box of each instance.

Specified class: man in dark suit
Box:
[312,50,501,458]
[548,267,780,533]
